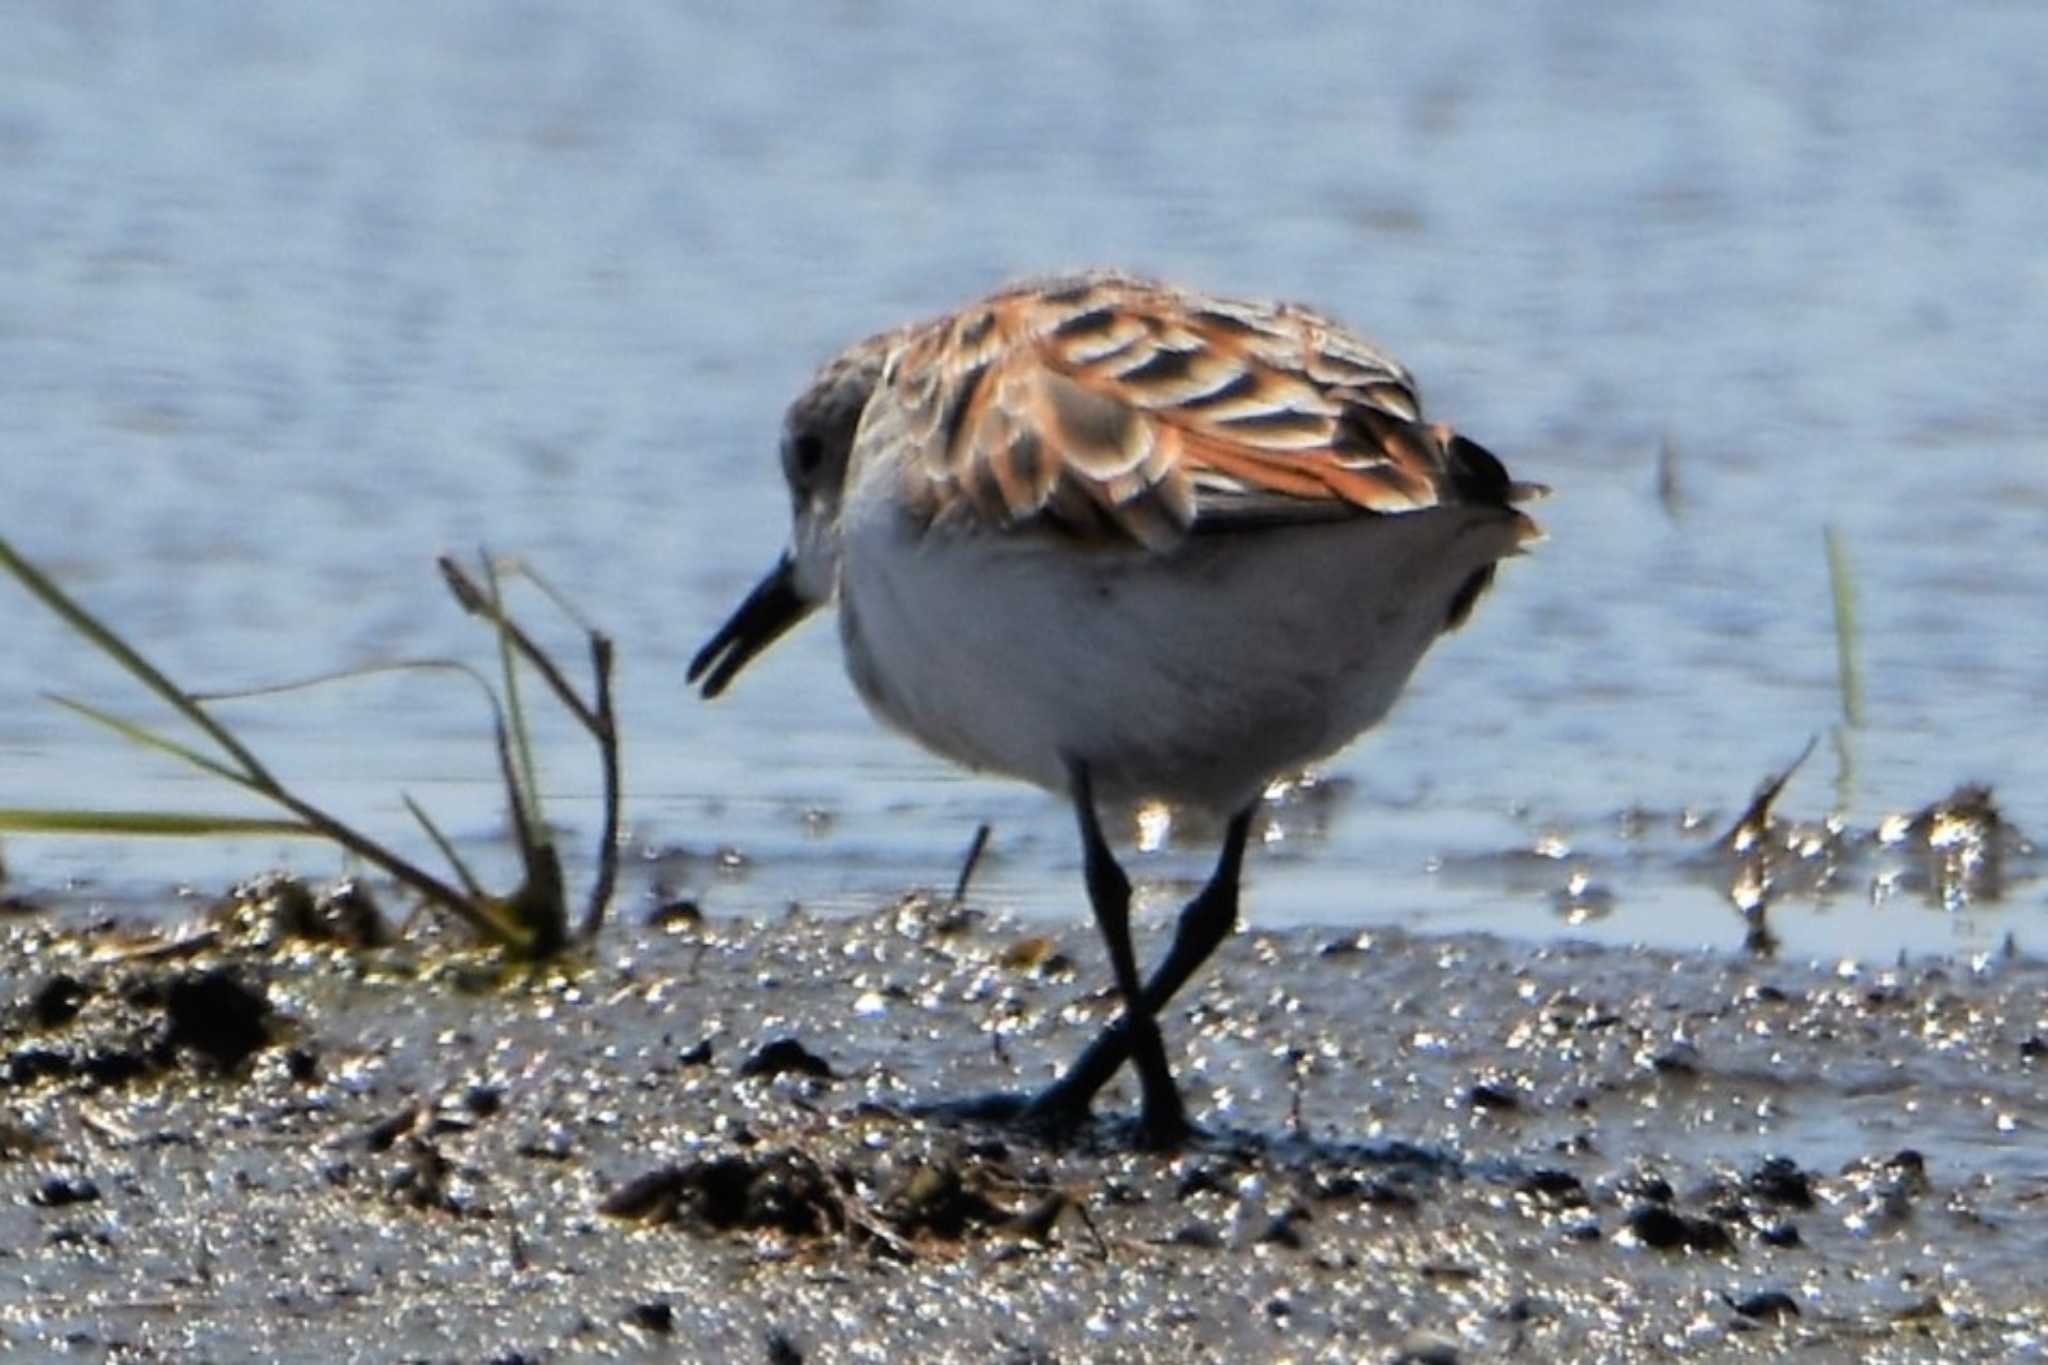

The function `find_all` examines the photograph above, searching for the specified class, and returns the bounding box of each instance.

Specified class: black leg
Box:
[1064,760,1189,1148]
[1024,801,1256,1134]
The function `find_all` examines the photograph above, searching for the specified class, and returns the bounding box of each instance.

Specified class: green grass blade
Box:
[500,555,599,634]
[1825,525,1864,728]
[403,793,487,901]
[0,536,277,786]
[191,658,501,713]
[576,632,619,942]
[250,782,529,949]
[1,536,569,956]
[49,696,526,948]
[46,694,266,788]
[438,555,600,732]
[481,552,546,838]
[0,809,317,837]
[1656,435,1683,519]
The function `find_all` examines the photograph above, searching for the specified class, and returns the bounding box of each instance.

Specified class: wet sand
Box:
[6,889,2048,1364]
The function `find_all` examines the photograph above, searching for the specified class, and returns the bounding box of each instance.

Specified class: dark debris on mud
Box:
[5,961,274,1090]
[5,880,2048,1362]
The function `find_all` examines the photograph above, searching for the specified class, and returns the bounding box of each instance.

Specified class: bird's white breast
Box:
[832,470,1522,816]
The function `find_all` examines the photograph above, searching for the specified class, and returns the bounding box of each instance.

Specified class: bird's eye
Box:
[792,432,824,476]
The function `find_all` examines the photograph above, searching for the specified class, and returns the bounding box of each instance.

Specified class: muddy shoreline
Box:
[5,892,2047,1363]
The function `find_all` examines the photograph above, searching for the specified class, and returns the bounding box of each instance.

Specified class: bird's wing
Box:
[873,272,1527,551]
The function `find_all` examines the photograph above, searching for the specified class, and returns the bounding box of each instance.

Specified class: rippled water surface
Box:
[4,4,2044,958]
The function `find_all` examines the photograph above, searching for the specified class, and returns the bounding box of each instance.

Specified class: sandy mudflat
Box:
[4,893,2047,1363]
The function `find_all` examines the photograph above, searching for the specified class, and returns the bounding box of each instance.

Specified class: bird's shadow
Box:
[903,1088,1572,1202]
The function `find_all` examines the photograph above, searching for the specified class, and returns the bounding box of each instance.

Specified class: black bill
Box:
[687,554,813,699]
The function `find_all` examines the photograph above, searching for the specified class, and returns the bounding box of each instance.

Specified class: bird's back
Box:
[850,270,1542,554]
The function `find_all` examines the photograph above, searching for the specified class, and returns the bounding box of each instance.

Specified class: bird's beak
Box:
[687,553,815,699]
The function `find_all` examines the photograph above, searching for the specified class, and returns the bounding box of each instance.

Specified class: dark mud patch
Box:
[4,960,276,1090]
[5,900,2048,1361]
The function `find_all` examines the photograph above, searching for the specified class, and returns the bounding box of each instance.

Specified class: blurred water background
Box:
[3,2,2044,958]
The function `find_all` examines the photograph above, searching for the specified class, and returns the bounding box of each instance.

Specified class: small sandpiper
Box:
[692,269,1543,1148]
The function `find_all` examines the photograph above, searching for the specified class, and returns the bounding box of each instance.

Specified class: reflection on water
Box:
[2,3,2044,959]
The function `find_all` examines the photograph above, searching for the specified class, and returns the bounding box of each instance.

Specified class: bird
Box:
[689,269,1543,1148]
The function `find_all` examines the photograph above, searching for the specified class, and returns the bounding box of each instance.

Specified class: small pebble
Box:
[738,1038,834,1081]
[31,1176,101,1208]
[626,1301,674,1334]
[1731,1290,1800,1322]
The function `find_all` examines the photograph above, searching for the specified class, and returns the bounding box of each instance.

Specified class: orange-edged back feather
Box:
[870,270,1539,550]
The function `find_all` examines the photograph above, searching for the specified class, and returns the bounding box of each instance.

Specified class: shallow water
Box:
[3,3,2045,959]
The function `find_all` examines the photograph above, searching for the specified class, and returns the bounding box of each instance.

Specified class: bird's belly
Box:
[836,507,1514,815]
